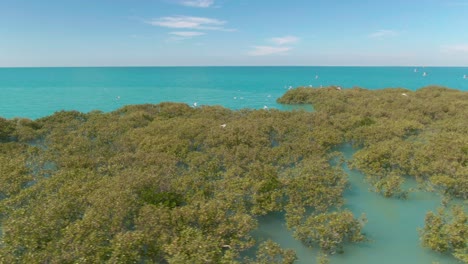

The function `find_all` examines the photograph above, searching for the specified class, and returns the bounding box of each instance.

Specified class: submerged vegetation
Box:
[0,85,466,263]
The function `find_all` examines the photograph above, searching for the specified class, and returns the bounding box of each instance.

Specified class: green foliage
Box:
[138,188,184,208]
[353,117,376,128]
[374,173,407,198]
[420,206,468,263]
[292,210,367,254]
[317,252,330,264]
[249,240,297,264]
[1,103,349,262]
[279,86,468,200]
[0,117,15,142]
[278,86,467,261]
[0,143,34,200]
[284,157,347,213]
[0,85,465,262]
[11,118,42,142]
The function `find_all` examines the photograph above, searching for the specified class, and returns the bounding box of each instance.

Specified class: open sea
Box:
[0,66,467,119]
[1,66,467,263]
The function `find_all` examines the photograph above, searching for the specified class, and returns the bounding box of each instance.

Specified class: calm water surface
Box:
[1,66,467,119]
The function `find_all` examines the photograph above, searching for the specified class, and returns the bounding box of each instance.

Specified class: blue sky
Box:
[1,0,468,66]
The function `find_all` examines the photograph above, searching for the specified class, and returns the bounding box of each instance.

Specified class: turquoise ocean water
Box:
[1,66,467,119]
[1,67,466,263]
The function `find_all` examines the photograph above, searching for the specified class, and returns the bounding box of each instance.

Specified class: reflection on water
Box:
[254,143,458,264]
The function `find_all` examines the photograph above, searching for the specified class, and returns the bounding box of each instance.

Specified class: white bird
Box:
[220,124,227,128]
[402,93,408,96]
[422,72,427,77]
[263,105,268,110]
[193,102,197,107]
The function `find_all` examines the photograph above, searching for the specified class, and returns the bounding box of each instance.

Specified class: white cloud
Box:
[442,44,468,53]
[248,46,291,56]
[179,0,214,8]
[369,29,398,38]
[270,36,299,45]
[249,36,299,56]
[169,31,205,37]
[149,16,229,31]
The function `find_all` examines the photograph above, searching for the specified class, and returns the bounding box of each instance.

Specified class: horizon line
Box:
[1,65,468,69]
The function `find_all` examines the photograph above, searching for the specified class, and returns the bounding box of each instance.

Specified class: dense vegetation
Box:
[0,103,364,263]
[278,85,467,262]
[420,206,467,263]
[0,85,466,263]
[278,86,467,200]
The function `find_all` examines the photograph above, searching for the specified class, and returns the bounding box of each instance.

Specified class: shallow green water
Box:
[255,144,459,264]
